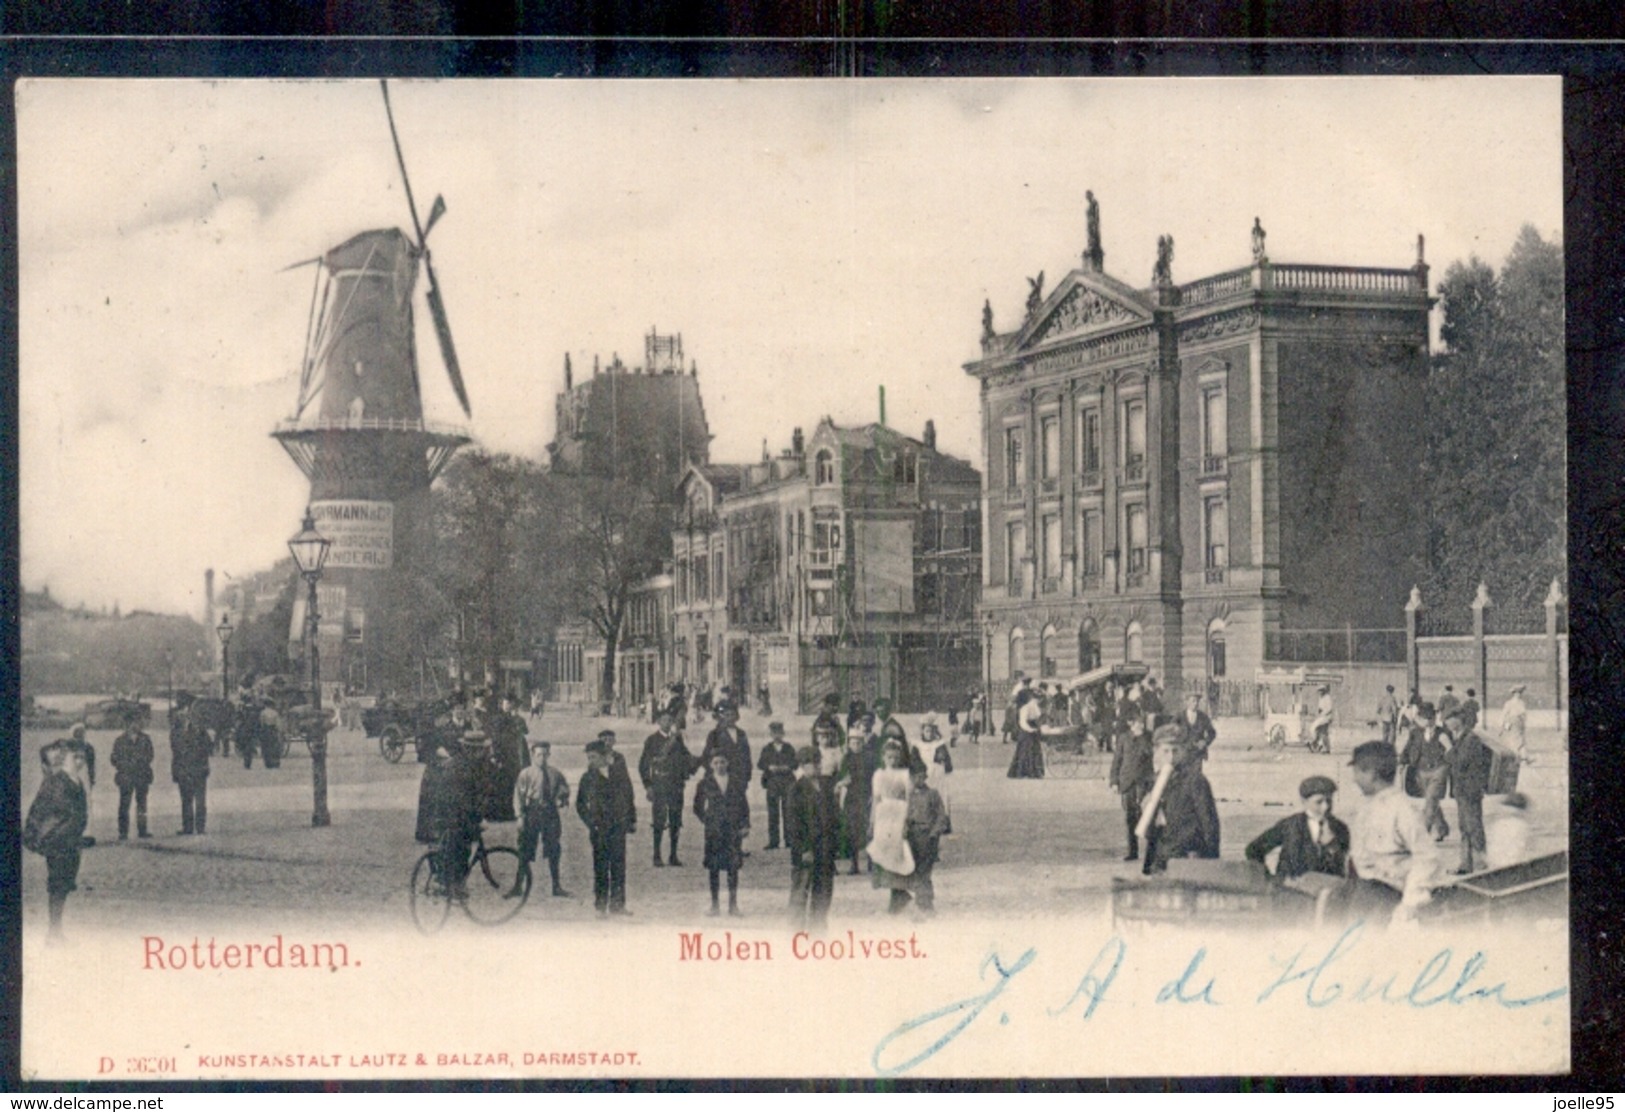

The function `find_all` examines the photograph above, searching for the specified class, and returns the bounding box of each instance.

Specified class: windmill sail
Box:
[381,80,472,418]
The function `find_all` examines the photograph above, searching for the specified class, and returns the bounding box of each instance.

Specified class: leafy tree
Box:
[1422,225,1565,619]
[425,451,557,689]
[545,475,672,705]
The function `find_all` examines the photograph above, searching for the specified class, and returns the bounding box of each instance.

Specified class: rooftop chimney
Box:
[791,427,804,456]
[923,419,937,450]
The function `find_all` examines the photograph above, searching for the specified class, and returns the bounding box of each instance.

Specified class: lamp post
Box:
[982,610,998,735]
[216,613,235,700]
[288,508,333,827]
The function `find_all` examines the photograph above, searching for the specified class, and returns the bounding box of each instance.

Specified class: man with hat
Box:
[111,712,155,841]
[1346,739,1437,920]
[756,721,798,851]
[639,711,697,866]
[1108,706,1156,862]
[700,700,752,788]
[1244,776,1351,881]
[24,740,90,942]
[169,692,212,835]
[1399,702,1451,841]
[1443,708,1495,875]
[1457,688,1481,733]
[1140,724,1220,875]
[1176,692,1217,763]
[577,735,637,916]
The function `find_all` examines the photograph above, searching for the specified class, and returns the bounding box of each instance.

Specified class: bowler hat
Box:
[584,739,607,756]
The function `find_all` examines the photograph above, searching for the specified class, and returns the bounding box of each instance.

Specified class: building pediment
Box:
[1017,272,1153,351]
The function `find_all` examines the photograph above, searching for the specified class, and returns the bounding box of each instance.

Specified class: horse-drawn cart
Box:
[363,696,451,763]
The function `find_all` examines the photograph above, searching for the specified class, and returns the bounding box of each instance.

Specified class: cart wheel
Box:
[380,725,407,764]
[1267,724,1287,750]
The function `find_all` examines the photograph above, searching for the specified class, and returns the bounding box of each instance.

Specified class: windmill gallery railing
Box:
[274,416,472,438]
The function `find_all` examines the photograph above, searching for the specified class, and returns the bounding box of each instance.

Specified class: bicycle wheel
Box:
[462,846,530,925]
[379,725,407,764]
[409,851,451,935]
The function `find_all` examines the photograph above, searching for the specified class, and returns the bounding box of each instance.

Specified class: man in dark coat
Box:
[1109,707,1156,861]
[787,746,840,929]
[639,711,697,867]
[169,694,212,835]
[756,721,798,851]
[1444,709,1495,874]
[25,743,90,942]
[1142,725,1221,875]
[700,701,752,787]
[486,696,528,823]
[1244,775,1351,881]
[811,692,847,749]
[577,737,637,916]
[1176,692,1218,762]
[1457,688,1481,733]
[110,718,155,840]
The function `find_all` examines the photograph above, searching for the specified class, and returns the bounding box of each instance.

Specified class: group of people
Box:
[1094,677,1535,925]
[411,683,957,928]
[23,692,224,941]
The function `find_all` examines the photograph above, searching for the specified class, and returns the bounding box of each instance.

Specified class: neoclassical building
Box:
[966,204,1432,704]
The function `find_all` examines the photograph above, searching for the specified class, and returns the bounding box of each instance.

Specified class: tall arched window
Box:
[815,450,835,485]
[1078,619,1101,671]
[1125,620,1144,663]
[1040,624,1058,679]
[1008,628,1025,681]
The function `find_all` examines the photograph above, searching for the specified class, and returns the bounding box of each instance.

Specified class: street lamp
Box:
[216,613,235,700]
[287,508,333,827]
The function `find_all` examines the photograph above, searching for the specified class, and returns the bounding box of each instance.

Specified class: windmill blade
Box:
[424,194,447,240]
[423,254,471,418]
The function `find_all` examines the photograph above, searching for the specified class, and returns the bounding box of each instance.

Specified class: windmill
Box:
[271,80,474,695]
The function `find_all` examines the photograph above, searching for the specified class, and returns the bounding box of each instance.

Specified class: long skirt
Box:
[1007,730,1046,779]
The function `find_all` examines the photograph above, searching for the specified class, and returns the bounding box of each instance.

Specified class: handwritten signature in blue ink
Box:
[1257,920,1568,1009]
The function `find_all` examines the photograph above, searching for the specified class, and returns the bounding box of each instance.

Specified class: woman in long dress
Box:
[1007,688,1046,779]
[868,739,916,912]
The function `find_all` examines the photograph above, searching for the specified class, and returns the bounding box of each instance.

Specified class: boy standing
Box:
[512,741,571,898]
[577,739,636,917]
[640,712,697,867]
[1444,709,1495,875]
[898,765,950,916]
[694,752,750,916]
[25,743,90,942]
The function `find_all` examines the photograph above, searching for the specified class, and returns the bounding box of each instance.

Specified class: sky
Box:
[17,76,1562,618]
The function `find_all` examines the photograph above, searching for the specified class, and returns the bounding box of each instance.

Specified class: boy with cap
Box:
[757,721,797,850]
[577,736,637,916]
[1346,739,1437,922]
[700,701,752,787]
[1140,724,1221,875]
[1244,775,1351,881]
[899,763,950,916]
[694,752,750,916]
[512,740,571,898]
[640,711,697,867]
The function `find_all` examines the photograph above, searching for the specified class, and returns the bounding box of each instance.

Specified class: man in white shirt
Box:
[1499,684,1531,764]
[1347,740,1437,923]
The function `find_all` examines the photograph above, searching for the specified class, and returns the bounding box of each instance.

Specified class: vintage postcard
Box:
[17,75,1567,1080]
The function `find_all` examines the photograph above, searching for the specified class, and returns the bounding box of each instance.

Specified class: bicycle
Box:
[408,826,531,933]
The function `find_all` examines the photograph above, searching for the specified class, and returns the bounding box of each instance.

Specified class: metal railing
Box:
[273,415,470,438]
[1265,628,1406,663]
